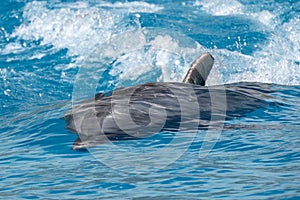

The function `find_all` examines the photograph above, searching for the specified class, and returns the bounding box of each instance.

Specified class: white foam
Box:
[283,17,300,58]
[195,0,243,16]
[95,1,163,13]
[3,1,163,65]
[211,15,300,85]
[28,53,46,60]
[110,51,153,81]
[195,0,300,85]
[10,1,117,57]
[1,42,24,55]
[196,0,276,28]
[4,0,300,87]
[107,30,205,86]
[250,10,276,27]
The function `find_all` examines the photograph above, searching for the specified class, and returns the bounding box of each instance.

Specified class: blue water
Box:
[1,0,300,199]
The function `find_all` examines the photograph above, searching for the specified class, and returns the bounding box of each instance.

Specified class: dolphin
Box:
[64,53,276,150]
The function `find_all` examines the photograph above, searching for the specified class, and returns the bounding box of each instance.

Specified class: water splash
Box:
[195,0,244,16]
[2,1,163,65]
[2,0,300,87]
[198,0,300,85]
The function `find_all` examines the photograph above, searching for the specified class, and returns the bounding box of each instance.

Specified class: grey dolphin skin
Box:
[64,53,276,150]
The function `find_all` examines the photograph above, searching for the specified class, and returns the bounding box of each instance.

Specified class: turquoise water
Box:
[1,0,300,199]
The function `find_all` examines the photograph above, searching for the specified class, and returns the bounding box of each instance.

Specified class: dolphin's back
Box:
[64,82,274,149]
[63,53,278,150]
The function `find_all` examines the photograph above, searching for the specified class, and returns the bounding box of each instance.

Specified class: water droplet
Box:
[4,89,11,96]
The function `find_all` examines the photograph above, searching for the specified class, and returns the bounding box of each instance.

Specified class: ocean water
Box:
[1,0,300,199]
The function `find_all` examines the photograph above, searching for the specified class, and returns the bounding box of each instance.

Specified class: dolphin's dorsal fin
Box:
[182,53,214,86]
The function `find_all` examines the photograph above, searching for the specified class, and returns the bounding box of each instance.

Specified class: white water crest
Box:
[198,1,300,85]
[2,0,300,86]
